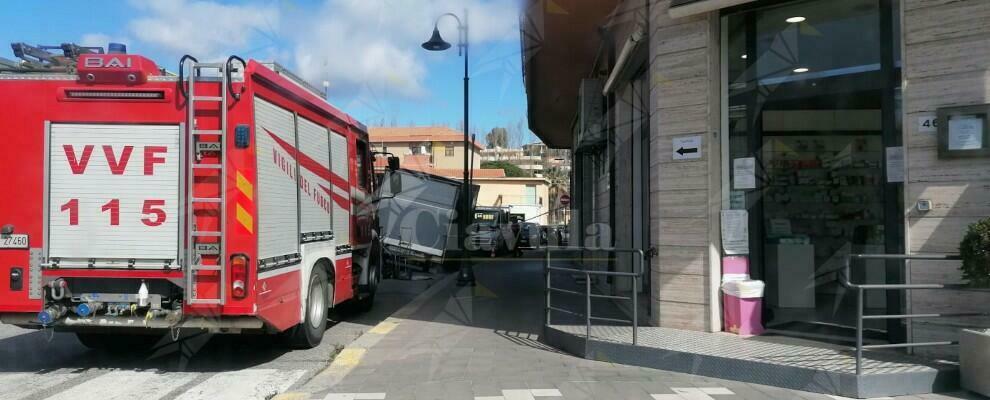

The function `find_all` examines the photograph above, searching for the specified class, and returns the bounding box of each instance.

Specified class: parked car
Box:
[557,225,570,246]
[519,222,540,249]
[540,225,569,246]
[468,206,510,255]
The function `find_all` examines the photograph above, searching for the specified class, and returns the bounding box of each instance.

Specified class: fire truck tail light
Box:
[230,254,249,299]
[64,89,165,100]
[232,280,246,299]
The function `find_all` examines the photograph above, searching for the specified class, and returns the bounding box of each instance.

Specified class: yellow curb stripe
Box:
[368,321,398,335]
[330,348,366,368]
[236,203,254,233]
[236,170,254,200]
[271,393,309,400]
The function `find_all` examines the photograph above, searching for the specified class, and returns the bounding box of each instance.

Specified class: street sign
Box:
[672,135,702,160]
[558,194,570,206]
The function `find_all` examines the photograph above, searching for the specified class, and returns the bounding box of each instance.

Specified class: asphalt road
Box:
[0,274,441,400]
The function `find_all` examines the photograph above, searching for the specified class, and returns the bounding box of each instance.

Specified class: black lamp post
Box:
[423,10,475,286]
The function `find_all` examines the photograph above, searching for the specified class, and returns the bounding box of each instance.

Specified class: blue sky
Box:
[0,0,537,145]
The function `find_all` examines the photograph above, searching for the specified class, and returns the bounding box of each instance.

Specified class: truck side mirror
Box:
[387,155,400,171]
[389,171,402,194]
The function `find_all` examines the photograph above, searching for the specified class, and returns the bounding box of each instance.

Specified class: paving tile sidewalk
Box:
[301,256,981,400]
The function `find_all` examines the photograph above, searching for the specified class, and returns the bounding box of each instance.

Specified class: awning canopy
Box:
[520,0,755,148]
[669,0,756,18]
[520,0,620,149]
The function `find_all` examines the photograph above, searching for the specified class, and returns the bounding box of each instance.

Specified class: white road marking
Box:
[699,388,734,395]
[828,396,893,400]
[323,393,387,400]
[475,388,562,400]
[0,372,77,400]
[175,369,306,400]
[652,387,735,400]
[45,370,198,400]
[504,389,536,400]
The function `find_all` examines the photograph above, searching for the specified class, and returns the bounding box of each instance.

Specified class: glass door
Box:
[722,0,903,343]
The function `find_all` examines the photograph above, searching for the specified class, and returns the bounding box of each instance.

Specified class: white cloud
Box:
[287,0,521,98]
[125,0,279,62]
[110,0,519,99]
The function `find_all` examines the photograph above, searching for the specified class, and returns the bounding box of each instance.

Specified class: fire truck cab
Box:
[0,43,387,349]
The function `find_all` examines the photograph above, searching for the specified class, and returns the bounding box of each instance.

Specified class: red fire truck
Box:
[0,43,389,349]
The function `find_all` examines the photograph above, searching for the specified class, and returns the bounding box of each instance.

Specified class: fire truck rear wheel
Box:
[285,267,329,349]
[356,262,379,312]
[75,332,161,352]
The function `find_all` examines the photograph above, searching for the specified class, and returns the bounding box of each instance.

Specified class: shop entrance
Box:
[721,0,903,342]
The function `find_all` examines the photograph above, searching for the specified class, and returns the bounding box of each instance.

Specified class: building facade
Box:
[480,143,573,225]
[480,146,545,174]
[474,176,552,225]
[521,0,990,357]
[371,126,555,226]
[369,126,483,170]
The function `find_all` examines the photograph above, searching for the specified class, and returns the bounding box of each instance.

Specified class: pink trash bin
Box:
[722,280,765,336]
[722,255,750,281]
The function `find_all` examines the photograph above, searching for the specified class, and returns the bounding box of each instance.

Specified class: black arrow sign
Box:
[676,147,698,156]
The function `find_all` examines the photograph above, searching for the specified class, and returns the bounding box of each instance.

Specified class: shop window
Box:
[721,0,902,341]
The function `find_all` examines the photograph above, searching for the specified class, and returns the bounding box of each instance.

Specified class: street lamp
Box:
[423,10,475,286]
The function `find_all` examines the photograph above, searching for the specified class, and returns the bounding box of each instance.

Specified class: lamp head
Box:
[422,26,452,51]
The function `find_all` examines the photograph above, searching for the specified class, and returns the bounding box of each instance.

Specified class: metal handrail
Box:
[543,246,645,345]
[840,253,989,375]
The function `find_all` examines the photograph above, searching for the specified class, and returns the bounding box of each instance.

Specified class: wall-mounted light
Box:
[786,16,806,23]
[741,54,748,59]
[793,67,809,73]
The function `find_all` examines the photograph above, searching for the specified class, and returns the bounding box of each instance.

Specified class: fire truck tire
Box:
[75,332,161,352]
[285,266,329,349]
[356,263,379,313]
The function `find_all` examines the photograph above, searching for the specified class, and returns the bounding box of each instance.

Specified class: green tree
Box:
[481,161,529,177]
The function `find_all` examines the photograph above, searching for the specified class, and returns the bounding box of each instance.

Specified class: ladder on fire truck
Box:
[180,56,244,306]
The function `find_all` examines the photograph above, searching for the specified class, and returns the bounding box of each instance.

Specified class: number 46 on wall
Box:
[60,199,167,227]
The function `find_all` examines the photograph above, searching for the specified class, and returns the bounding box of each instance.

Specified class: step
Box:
[187,298,223,305]
[544,325,960,398]
[191,164,222,169]
[193,96,223,102]
[193,129,224,135]
[189,265,222,271]
[191,231,222,237]
[193,63,225,69]
[191,197,223,203]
